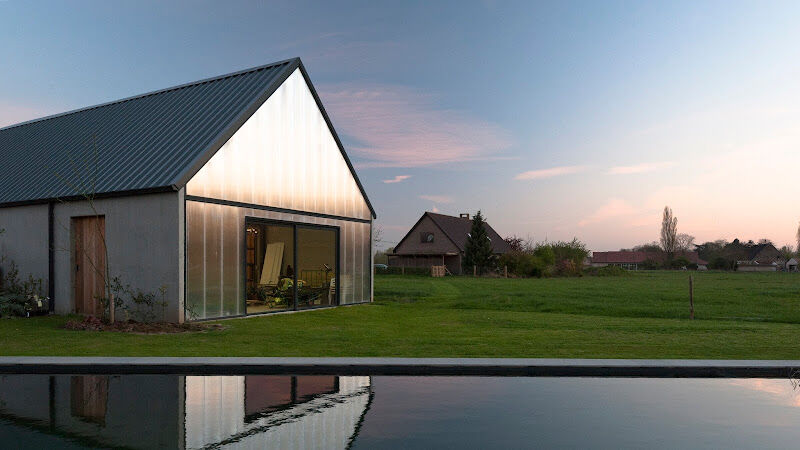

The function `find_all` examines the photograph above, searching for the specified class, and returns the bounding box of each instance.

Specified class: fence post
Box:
[689,275,694,320]
[504,265,508,278]
[473,265,477,277]
[401,265,404,275]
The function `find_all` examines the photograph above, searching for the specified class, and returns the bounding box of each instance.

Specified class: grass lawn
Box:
[2,271,800,358]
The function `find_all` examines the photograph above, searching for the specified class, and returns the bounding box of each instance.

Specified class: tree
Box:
[676,233,695,252]
[633,241,662,253]
[796,222,800,255]
[463,211,494,274]
[660,206,678,257]
[504,235,525,253]
[373,225,384,247]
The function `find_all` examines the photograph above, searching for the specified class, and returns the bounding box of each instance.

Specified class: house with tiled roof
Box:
[590,250,707,270]
[735,243,783,271]
[388,212,509,274]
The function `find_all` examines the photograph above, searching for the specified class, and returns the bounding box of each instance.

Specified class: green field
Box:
[2,271,800,358]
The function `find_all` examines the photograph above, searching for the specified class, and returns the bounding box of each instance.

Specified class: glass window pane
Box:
[296,227,337,309]
[246,222,294,314]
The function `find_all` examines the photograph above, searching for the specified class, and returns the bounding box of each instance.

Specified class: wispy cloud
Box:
[383,175,411,184]
[578,198,639,227]
[419,194,453,203]
[320,83,513,168]
[514,165,586,181]
[607,161,676,175]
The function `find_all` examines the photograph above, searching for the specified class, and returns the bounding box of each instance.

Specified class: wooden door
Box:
[72,215,106,316]
[70,376,109,426]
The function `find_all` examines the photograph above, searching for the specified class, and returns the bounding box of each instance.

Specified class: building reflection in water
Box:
[0,374,372,449]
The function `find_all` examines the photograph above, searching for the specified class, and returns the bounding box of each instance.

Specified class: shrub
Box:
[639,259,660,270]
[498,251,548,277]
[708,256,733,270]
[100,277,168,322]
[670,256,691,269]
[533,245,555,267]
[542,239,589,276]
[0,261,48,318]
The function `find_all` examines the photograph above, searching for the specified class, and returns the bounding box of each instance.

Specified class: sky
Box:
[2,0,799,251]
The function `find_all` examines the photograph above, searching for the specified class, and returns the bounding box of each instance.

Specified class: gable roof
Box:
[744,243,780,262]
[395,212,510,254]
[0,58,375,218]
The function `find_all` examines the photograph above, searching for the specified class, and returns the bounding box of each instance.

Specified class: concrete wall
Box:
[0,375,183,448]
[51,191,184,321]
[0,204,49,289]
[1,191,184,322]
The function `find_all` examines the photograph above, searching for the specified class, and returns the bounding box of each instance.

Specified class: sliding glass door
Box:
[245,222,295,314]
[244,218,338,314]
[296,226,337,309]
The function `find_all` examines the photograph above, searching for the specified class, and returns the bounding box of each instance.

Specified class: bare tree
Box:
[373,224,384,247]
[796,222,800,256]
[660,206,678,257]
[676,233,695,252]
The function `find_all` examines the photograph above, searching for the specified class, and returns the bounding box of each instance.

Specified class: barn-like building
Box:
[0,58,375,322]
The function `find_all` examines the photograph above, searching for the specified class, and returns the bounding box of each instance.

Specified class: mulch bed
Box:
[64,316,226,334]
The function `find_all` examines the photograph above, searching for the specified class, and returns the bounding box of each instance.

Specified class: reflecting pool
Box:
[2,375,800,448]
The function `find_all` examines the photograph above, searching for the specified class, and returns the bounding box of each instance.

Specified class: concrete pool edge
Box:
[1,357,799,377]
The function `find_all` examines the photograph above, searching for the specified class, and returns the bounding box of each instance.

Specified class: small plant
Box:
[98,277,168,322]
[0,261,49,318]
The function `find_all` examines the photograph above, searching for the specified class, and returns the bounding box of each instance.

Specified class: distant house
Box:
[388,212,510,274]
[739,243,783,264]
[590,250,707,270]
[736,261,778,272]
[786,258,798,272]
[735,242,784,271]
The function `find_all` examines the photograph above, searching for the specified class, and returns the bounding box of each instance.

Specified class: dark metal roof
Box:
[0,57,376,218]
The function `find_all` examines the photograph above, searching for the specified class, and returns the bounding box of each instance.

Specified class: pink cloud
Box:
[515,165,586,180]
[578,198,639,227]
[383,175,411,184]
[607,161,676,175]
[319,83,513,168]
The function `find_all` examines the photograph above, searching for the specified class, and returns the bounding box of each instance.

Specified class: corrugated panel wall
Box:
[185,201,372,320]
[0,61,293,204]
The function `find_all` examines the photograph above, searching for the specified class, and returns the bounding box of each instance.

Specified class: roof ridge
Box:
[0,57,300,133]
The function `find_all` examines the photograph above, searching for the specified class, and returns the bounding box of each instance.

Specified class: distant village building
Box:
[785,258,798,272]
[590,251,707,270]
[734,243,784,272]
[388,212,510,275]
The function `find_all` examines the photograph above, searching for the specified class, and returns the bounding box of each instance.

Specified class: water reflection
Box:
[0,375,371,449]
[4,376,800,449]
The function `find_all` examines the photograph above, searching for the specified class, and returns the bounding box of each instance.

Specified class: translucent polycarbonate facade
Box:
[186,202,371,319]
[184,376,371,448]
[186,68,372,221]
[183,68,373,320]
